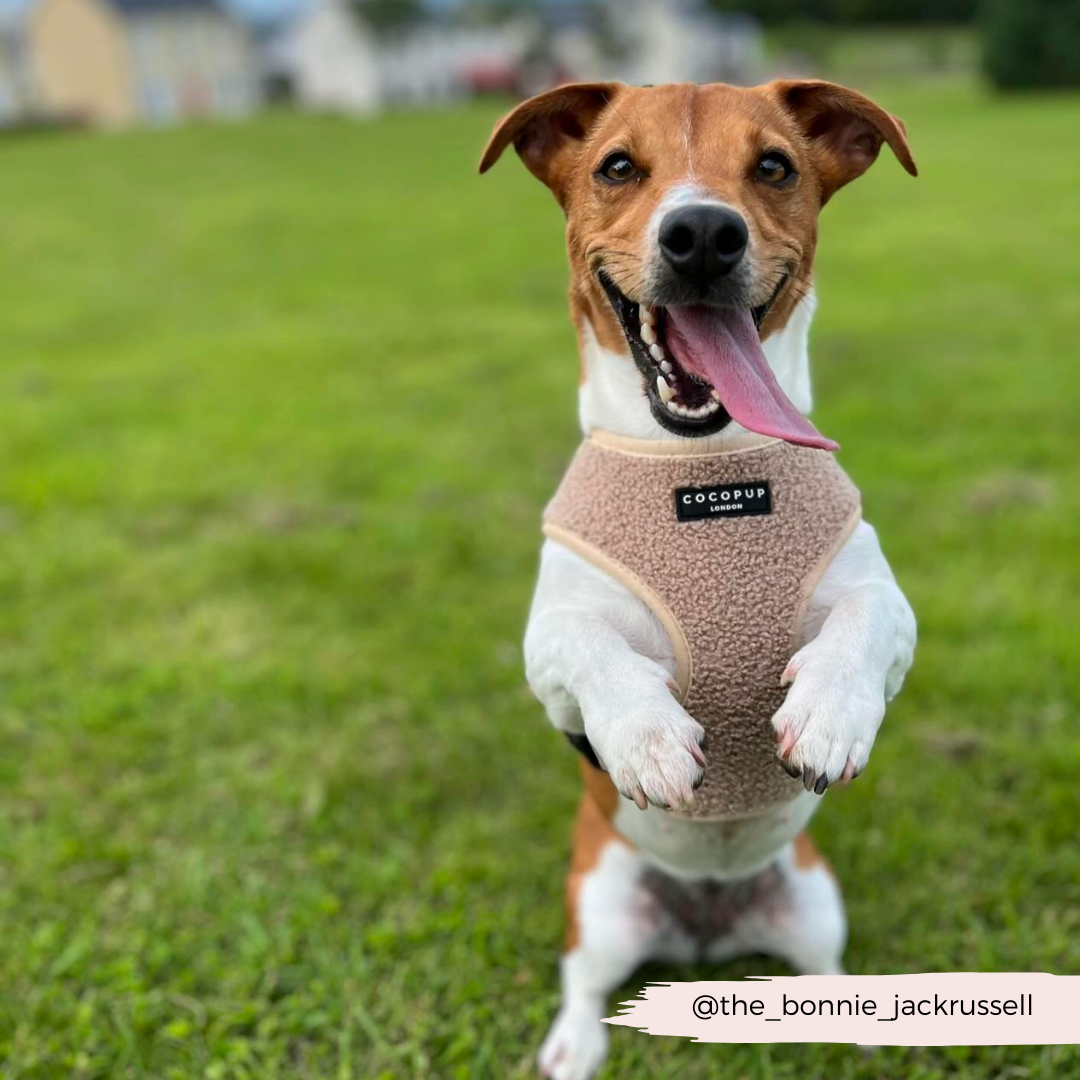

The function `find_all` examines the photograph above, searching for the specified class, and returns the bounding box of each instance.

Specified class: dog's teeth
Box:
[656,376,674,404]
[666,400,680,415]
[660,360,672,374]
[641,323,656,346]
[640,306,655,326]
[679,399,719,420]
[711,389,721,402]
[649,344,664,362]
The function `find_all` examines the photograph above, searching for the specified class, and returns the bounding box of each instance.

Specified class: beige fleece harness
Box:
[543,430,862,820]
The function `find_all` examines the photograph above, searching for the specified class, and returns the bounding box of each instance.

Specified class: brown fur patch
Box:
[564,761,627,950]
[793,830,832,876]
[579,758,621,818]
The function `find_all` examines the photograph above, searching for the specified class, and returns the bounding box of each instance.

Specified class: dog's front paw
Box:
[586,670,705,812]
[772,640,886,794]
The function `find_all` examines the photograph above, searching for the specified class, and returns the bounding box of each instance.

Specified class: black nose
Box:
[658,204,748,285]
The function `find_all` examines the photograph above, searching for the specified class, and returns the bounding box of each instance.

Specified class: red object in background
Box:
[463,62,520,97]
[464,61,575,100]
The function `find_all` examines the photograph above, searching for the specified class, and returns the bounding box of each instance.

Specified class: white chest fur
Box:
[613,791,821,879]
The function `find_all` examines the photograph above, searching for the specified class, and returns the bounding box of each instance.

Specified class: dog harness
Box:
[543,430,862,820]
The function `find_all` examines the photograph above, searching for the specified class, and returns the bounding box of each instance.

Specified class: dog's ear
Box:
[771,79,916,203]
[479,82,621,204]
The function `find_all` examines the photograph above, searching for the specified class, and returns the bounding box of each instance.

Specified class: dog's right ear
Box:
[479,82,621,204]
[770,79,916,204]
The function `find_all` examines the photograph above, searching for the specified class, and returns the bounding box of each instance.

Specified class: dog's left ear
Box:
[771,79,917,203]
[479,82,621,205]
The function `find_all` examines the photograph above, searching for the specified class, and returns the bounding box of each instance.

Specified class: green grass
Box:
[0,81,1078,1079]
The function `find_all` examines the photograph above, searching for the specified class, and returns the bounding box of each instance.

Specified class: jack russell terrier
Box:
[480,79,917,1080]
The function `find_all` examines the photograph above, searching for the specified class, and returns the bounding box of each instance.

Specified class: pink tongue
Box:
[664,305,838,452]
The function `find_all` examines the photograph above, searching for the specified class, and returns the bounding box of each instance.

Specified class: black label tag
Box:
[675,480,771,521]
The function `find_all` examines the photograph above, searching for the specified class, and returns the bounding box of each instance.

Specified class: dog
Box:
[480,79,917,1080]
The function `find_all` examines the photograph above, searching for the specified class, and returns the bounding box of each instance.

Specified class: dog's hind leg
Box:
[539,769,686,1080]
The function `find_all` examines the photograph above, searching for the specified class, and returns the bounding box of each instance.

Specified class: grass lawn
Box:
[1,80,1078,1079]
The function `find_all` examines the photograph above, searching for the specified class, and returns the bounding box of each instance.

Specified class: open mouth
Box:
[598,274,838,450]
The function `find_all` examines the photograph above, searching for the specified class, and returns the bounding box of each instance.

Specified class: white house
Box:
[262,2,530,113]
[261,0,378,114]
[377,22,530,106]
[615,1,762,87]
[532,0,762,89]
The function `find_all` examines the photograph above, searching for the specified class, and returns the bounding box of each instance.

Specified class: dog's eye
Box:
[598,152,639,184]
[757,152,796,186]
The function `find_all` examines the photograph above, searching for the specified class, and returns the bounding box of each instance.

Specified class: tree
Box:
[706,0,977,24]
[982,0,1080,89]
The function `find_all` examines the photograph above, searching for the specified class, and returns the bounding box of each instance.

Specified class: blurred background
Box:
[1,1,1079,1079]
[3,0,1078,127]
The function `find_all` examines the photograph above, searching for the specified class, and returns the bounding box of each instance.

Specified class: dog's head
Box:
[480,81,915,445]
